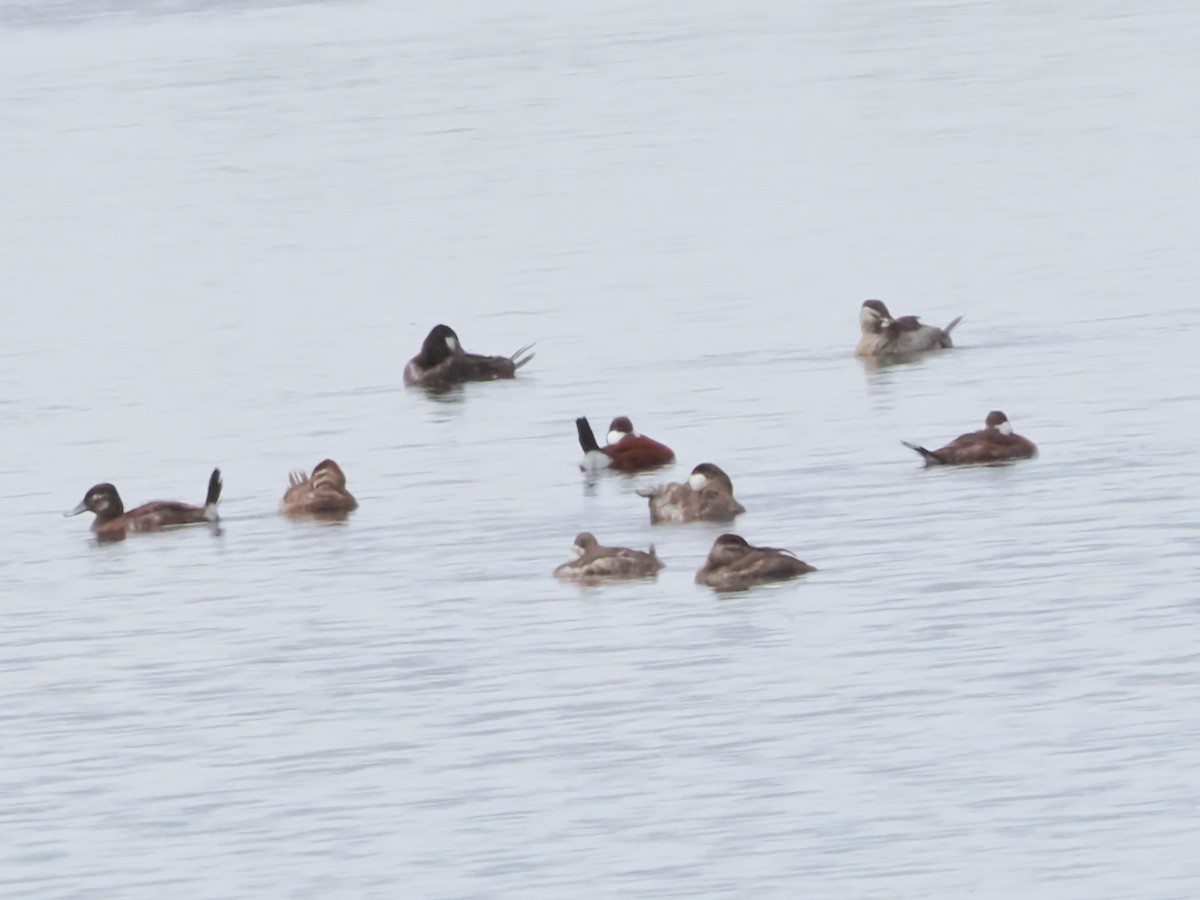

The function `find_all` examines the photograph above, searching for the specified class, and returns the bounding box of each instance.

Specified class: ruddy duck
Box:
[856,299,963,358]
[695,533,816,591]
[553,532,664,581]
[66,468,222,542]
[903,410,1038,465]
[403,324,534,390]
[638,462,745,524]
[576,415,676,473]
[281,459,358,517]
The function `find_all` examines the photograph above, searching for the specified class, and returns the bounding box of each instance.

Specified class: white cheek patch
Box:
[445,335,458,352]
[996,421,1013,435]
[688,473,708,491]
[571,544,585,559]
[94,497,109,512]
[606,430,627,446]
[860,307,891,330]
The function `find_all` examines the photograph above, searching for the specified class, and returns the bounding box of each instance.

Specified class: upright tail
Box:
[576,417,601,453]
[943,316,963,335]
[511,343,536,371]
[901,441,946,466]
[204,467,223,521]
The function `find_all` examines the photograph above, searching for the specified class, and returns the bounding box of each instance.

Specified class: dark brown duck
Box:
[403,324,534,390]
[695,533,816,591]
[66,468,222,542]
[903,410,1038,465]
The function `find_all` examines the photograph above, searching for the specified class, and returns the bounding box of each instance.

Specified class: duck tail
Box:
[203,468,223,521]
[943,315,963,335]
[901,441,946,466]
[511,343,536,370]
[576,417,601,453]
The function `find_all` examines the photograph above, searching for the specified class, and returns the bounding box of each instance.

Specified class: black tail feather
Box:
[576,417,601,453]
[901,441,946,466]
[205,468,223,507]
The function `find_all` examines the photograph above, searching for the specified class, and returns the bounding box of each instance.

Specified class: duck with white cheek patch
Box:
[403,324,535,391]
[903,411,1038,466]
[575,415,676,473]
[637,462,745,524]
[856,299,963,359]
[66,468,222,542]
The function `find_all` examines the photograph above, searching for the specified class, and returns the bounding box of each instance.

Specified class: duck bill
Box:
[65,500,88,517]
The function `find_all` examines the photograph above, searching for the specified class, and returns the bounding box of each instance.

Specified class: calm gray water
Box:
[3,1,1199,897]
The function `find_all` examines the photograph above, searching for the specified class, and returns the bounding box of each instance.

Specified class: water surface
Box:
[3,1,1199,897]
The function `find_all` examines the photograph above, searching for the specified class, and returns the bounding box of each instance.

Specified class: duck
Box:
[856,299,962,358]
[695,533,816,591]
[903,410,1038,465]
[638,462,745,524]
[403,324,534,390]
[576,415,675,473]
[553,532,664,581]
[281,459,358,517]
[66,468,222,542]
